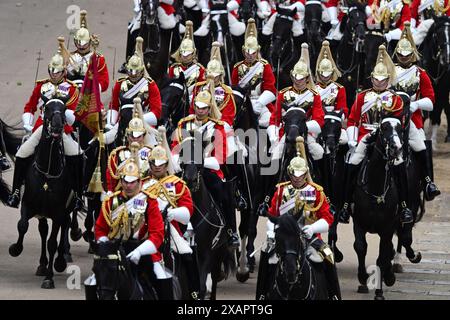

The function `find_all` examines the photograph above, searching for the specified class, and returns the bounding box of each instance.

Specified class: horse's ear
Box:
[268,214,279,225]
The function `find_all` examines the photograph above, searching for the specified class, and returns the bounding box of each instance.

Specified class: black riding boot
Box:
[6,156,32,208]
[338,164,359,224]
[0,152,11,171]
[323,261,342,300]
[394,163,414,225]
[416,150,440,201]
[180,253,200,300]
[154,278,174,300]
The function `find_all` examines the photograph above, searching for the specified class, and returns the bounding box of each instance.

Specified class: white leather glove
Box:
[166,207,190,225]
[348,140,358,149]
[143,111,157,126]
[306,120,321,135]
[227,0,239,11]
[126,240,157,265]
[346,126,358,149]
[97,236,109,243]
[22,112,34,132]
[65,109,76,126]
[258,1,272,17]
[252,100,264,115]
[327,6,339,27]
[302,219,329,239]
[267,125,279,144]
[410,101,419,113]
[204,157,220,170]
[365,5,372,17]
[385,28,402,43]
[266,220,275,239]
[339,128,348,145]
[413,97,433,112]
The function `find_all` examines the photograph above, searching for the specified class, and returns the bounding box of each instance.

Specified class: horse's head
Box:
[141,0,158,25]
[272,6,296,51]
[432,17,450,67]
[345,3,367,52]
[282,106,308,144]
[161,73,187,125]
[92,240,123,300]
[43,99,66,140]
[322,109,344,155]
[269,208,305,285]
[180,134,204,191]
[238,0,256,22]
[378,105,405,162]
[304,1,323,41]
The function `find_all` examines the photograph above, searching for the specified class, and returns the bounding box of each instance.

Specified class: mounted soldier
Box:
[168,21,206,101]
[339,44,414,225]
[392,22,440,201]
[7,37,80,208]
[108,38,162,131]
[231,18,277,128]
[171,76,240,247]
[67,10,109,93]
[267,43,324,163]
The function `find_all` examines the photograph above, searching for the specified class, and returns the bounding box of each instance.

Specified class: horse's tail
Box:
[0,175,11,204]
[221,246,237,280]
[0,119,23,160]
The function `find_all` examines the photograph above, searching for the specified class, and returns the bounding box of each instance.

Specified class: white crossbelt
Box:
[289,90,313,107]
[419,0,435,13]
[361,91,391,115]
[238,61,263,88]
[123,78,147,99]
[317,83,337,101]
[182,64,200,79]
[396,66,417,83]
[111,192,148,220]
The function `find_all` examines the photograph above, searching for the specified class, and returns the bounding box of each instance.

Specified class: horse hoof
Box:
[70,228,83,242]
[35,265,48,276]
[9,244,23,257]
[384,273,396,287]
[393,263,404,273]
[374,295,385,301]
[82,230,94,243]
[88,244,95,254]
[247,263,255,273]
[64,253,73,263]
[54,257,67,273]
[334,248,344,263]
[357,285,369,294]
[409,252,422,264]
[236,271,250,283]
[41,279,55,289]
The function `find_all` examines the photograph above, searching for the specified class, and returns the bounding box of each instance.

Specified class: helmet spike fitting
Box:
[172,21,196,63]
[395,21,420,62]
[372,44,397,86]
[74,10,91,47]
[126,37,149,77]
[316,40,341,82]
[243,18,260,56]
[206,41,225,79]
[119,142,141,183]
[291,43,315,88]
[48,36,70,74]
[126,97,147,139]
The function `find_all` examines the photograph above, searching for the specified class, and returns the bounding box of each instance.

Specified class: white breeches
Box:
[228,13,246,36]
[258,109,271,128]
[157,7,177,30]
[262,13,304,37]
[409,121,426,152]
[16,126,80,158]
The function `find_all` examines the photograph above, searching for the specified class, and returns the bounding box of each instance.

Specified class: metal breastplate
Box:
[394,65,420,98]
[317,83,339,108]
[118,147,151,178]
[67,52,93,81]
[40,81,71,101]
[111,195,148,241]
[283,88,314,110]
[422,0,445,19]
[363,90,394,127]
[183,119,215,146]
[174,64,200,88]
[238,62,264,90]
[120,79,149,105]
[281,184,317,220]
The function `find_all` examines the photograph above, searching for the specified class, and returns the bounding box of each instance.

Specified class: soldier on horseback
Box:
[171,77,240,247]
[314,40,348,145]
[95,153,170,299]
[7,37,80,208]
[108,45,162,130]
[267,43,324,162]
[339,44,414,225]
[258,146,339,300]
[66,10,110,92]
[393,22,440,200]
[232,18,277,128]
[143,141,200,300]
[168,21,206,99]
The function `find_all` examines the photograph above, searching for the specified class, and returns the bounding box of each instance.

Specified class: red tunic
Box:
[23,79,79,134]
[348,90,404,141]
[270,87,324,138]
[411,68,435,129]
[268,182,334,238]
[189,82,237,127]
[95,192,164,262]
[367,0,411,29]
[411,0,450,23]
[109,77,162,120]
[96,55,110,92]
[316,83,348,118]
[168,63,206,89]
[171,116,227,179]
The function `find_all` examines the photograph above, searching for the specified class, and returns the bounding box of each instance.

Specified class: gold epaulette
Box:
[178,114,196,126]
[195,80,207,88]
[208,117,225,126]
[279,86,292,94]
[142,189,158,199]
[308,87,319,95]
[145,76,154,83]
[160,175,184,185]
[36,78,49,83]
[309,181,324,192]
[66,79,77,86]
[260,58,269,65]
[117,76,127,82]
[276,181,291,188]
[104,190,122,203]
[233,60,243,69]
[334,81,343,89]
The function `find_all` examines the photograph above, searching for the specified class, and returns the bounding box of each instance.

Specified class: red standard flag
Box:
[75,53,103,134]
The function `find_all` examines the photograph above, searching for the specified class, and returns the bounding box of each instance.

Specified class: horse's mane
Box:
[278,214,301,236]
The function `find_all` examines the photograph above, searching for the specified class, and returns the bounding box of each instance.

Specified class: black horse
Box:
[335,2,367,108]
[9,100,75,289]
[91,239,157,300]
[179,134,236,300]
[352,112,408,300]
[265,209,328,300]
[420,16,450,141]
[304,0,325,75]
[319,109,346,263]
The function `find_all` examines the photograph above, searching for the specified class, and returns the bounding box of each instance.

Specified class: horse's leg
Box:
[9,204,30,257]
[400,222,422,264]
[353,222,369,293]
[236,234,250,282]
[393,226,404,273]
[36,218,49,276]
[55,214,69,273]
[197,252,210,300]
[42,218,62,289]
[375,232,396,300]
